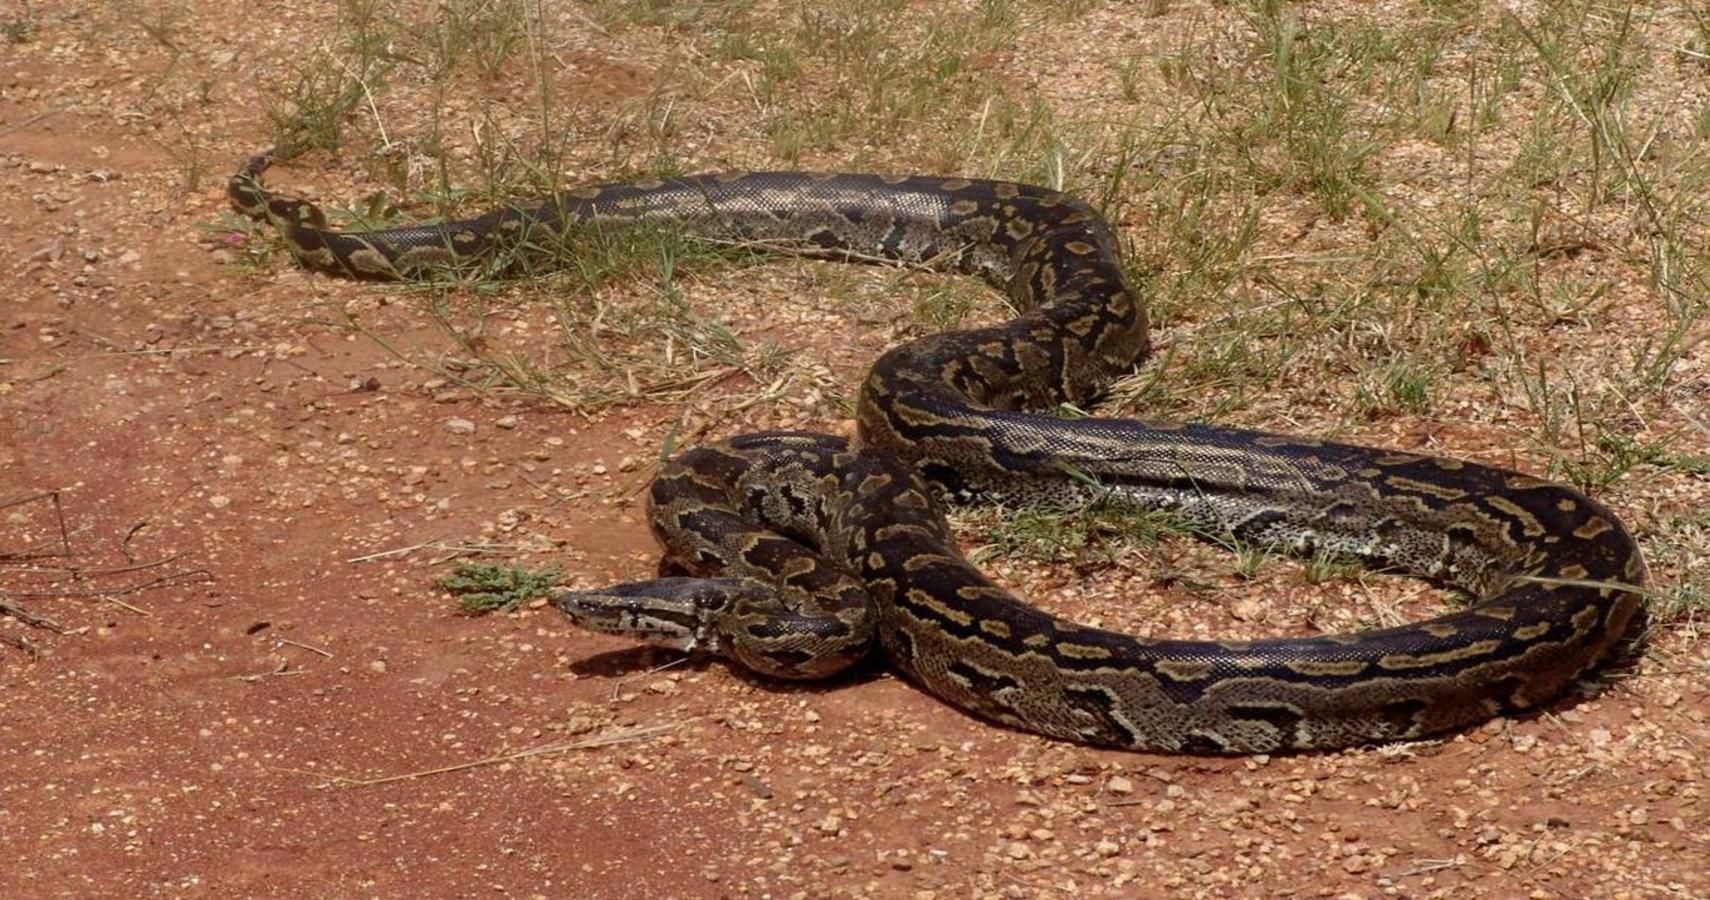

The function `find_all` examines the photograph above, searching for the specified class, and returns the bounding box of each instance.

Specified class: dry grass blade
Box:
[293,721,687,789]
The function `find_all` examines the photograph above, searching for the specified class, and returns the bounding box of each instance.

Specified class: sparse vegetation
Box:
[233,0,1704,626]
[438,560,563,613]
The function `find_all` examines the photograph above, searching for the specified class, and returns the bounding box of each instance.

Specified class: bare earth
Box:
[3,3,1707,898]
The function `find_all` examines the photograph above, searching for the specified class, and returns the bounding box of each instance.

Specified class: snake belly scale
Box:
[230,150,1647,753]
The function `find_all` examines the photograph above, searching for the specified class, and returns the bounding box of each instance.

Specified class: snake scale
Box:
[230,150,1647,753]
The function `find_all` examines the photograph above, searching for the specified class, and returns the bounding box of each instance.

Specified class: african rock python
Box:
[230,150,1647,753]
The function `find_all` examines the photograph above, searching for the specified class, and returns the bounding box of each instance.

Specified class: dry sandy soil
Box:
[2,2,1707,898]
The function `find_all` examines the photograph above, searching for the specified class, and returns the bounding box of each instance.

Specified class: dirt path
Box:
[3,3,1707,898]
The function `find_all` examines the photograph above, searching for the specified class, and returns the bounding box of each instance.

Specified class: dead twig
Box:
[233,661,302,682]
[1393,856,1466,878]
[0,101,71,139]
[7,568,212,609]
[347,539,530,564]
[609,655,690,702]
[274,637,333,658]
[0,597,66,632]
[288,721,684,788]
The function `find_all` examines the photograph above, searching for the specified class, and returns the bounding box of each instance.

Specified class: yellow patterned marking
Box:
[1255,435,1321,449]
[1285,659,1369,677]
[1557,563,1589,580]
[1056,642,1112,660]
[1385,476,1469,501]
[904,587,973,627]
[902,553,960,574]
[1420,622,1459,638]
[349,248,398,275]
[1432,457,1465,471]
[1573,604,1601,632]
[1155,660,1215,682]
[1485,496,1545,536]
[979,618,1012,639]
[1573,516,1613,540]
[1473,606,1516,622]
[876,523,940,544]
[1512,621,1552,641]
[1375,453,1423,466]
[1022,633,1052,648]
[1379,639,1500,670]
[940,178,972,191]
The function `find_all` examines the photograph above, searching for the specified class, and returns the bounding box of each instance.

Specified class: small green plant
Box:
[1353,353,1438,418]
[1302,548,1365,585]
[438,561,563,613]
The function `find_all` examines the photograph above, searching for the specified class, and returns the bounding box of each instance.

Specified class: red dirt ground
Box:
[3,4,1707,898]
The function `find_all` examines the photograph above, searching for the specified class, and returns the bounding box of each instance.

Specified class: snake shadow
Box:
[565,605,1653,753]
[568,645,890,696]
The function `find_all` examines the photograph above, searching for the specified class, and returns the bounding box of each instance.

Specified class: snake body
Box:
[230,151,1647,752]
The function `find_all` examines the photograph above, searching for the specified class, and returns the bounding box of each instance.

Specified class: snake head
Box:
[554,576,764,655]
[555,575,874,680]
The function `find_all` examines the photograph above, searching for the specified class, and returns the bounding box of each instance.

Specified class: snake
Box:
[229,149,1647,753]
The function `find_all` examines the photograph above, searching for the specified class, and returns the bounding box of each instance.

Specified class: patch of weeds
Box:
[1245,2,1377,219]
[4,0,36,43]
[438,561,563,614]
[1353,352,1438,418]
[912,282,994,331]
[1229,540,1279,581]
[199,212,282,274]
[267,0,400,155]
[1628,238,1710,392]
[968,501,1189,567]
[1559,430,1706,493]
[411,0,530,80]
[1653,583,1709,627]
[1302,549,1365,586]
[407,220,778,411]
[746,0,1024,164]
